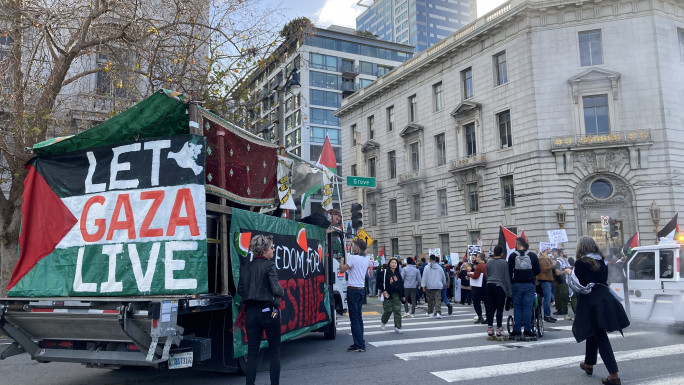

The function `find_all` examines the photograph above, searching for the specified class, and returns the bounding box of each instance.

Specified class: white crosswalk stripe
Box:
[430,344,684,382]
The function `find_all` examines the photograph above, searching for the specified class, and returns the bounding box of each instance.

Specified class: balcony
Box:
[449,153,486,173]
[341,82,359,97]
[551,130,652,150]
[341,63,359,78]
[397,169,426,186]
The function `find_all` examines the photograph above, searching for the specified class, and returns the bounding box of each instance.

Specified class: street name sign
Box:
[346,176,376,188]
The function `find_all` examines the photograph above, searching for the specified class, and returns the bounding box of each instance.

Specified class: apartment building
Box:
[337,0,684,257]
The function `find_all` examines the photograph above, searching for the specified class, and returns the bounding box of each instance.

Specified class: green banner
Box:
[230,209,330,358]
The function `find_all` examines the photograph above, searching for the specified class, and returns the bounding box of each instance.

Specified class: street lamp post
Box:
[276,66,301,147]
[555,204,567,229]
[650,200,660,242]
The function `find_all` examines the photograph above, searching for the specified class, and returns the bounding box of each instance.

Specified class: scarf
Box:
[568,253,623,302]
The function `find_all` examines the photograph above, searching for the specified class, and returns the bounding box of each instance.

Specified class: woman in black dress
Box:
[571,236,630,385]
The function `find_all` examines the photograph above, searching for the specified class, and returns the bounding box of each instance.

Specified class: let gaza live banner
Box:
[230,209,330,358]
[7,135,207,297]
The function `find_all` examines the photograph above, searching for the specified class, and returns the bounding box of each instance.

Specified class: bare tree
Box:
[0,0,285,295]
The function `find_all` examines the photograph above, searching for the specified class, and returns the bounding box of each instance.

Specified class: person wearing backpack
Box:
[508,237,541,340]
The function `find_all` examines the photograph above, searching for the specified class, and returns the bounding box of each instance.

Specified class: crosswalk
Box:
[336,306,684,383]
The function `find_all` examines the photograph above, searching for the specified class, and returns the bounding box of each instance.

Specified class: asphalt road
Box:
[2,298,684,384]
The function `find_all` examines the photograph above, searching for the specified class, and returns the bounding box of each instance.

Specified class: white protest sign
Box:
[547,229,568,243]
[539,242,557,252]
[467,245,481,255]
[428,248,441,258]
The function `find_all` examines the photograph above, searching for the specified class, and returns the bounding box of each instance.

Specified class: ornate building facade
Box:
[337,0,684,258]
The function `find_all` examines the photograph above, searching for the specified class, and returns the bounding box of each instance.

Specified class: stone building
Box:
[336,0,684,258]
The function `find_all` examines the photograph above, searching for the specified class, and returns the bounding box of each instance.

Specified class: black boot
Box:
[447,303,453,315]
[474,316,484,324]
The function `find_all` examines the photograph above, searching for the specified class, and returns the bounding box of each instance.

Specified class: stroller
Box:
[507,286,544,339]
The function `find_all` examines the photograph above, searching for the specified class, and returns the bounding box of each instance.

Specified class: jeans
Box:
[245,305,281,385]
[486,283,506,328]
[404,288,417,314]
[585,329,619,374]
[347,287,365,350]
[472,286,489,318]
[441,286,450,305]
[539,281,553,317]
[368,278,376,296]
[512,283,535,332]
[381,293,403,328]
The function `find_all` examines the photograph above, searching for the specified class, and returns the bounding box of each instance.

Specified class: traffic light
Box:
[351,203,363,229]
[609,219,619,238]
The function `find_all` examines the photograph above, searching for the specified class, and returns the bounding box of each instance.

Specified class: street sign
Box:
[601,215,610,231]
[346,176,376,188]
[353,229,374,247]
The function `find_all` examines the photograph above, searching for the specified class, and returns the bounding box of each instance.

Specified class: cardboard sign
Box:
[230,209,329,358]
[9,135,208,297]
[539,242,557,252]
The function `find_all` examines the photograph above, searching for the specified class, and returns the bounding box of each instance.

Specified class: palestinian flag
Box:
[302,135,337,208]
[498,226,518,260]
[621,232,639,258]
[8,135,208,297]
[378,244,386,265]
[657,213,679,242]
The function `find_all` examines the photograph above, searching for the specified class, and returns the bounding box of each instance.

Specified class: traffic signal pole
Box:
[356,130,363,204]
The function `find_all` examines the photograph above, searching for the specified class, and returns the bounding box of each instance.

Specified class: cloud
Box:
[313,0,366,28]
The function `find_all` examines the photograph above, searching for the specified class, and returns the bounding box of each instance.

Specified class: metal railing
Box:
[449,153,486,172]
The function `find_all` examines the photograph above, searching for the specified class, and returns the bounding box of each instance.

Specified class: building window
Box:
[359,78,373,88]
[410,142,420,171]
[310,89,340,108]
[413,236,423,255]
[285,128,301,148]
[435,133,446,166]
[391,238,399,258]
[311,127,340,144]
[389,199,397,223]
[437,189,448,216]
[468,230,481,246]
[368,157,376,178]
[467,183,479,212]
[369,203,377,226]
[439,234,450,256]
[494,51,508,86]
[583,95,610,135]
[408,94,417,122]
[433,82,443,111]
[388,151,397,179]
[351,124,356,146]
[351,164,357,176]
[377,65,392,76]
[412,194,421,221]
[310,108,340,125]
[359,61,373,75]
[498,110,512,148]
[679,29,684,62]
[465,123,476,156]
[309,71,339,90]
[579,30,603,66]
[387,105,395,131]
[310,53,337,71]
[462,67,473,99]
[501,175,515,207]
[367,115,375,139]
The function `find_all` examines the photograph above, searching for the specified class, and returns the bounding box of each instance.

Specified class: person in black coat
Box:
[571,236,630,385]
[379,258,406,333]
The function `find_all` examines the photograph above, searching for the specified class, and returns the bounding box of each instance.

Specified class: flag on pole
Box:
[621,232,639,258]
[498,226,518,260]
[301,135,337,208]
[657,213,679,241]
[520,229,528,243]
[378,244,386,265]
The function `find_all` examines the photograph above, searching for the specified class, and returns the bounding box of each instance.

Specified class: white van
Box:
[609,239,684,328]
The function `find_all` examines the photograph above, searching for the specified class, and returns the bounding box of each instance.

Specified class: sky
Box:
[278,0,508,30]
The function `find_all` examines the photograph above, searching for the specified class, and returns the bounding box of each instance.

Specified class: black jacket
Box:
[382,268,405,297]
[237,256,284,307]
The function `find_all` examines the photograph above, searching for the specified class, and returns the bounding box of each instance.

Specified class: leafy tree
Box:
[0,0,285,295]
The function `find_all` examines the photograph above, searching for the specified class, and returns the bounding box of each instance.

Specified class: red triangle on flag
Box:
[316,136,337,173]
[7,165,77,291]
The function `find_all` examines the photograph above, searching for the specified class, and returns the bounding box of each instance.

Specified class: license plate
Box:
[168,352,193,369]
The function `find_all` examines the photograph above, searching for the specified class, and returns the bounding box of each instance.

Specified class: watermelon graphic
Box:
[318,245,323,259]
[236,232,252,257]
[296,224,307,251]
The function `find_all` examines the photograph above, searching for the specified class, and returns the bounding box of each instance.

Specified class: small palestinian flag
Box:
[498,226,518,260]
[621,232,639,258]
[657,213,679,242]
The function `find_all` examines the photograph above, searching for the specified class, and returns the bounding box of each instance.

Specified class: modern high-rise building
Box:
[238,24,413,217]
[356,0,476,53]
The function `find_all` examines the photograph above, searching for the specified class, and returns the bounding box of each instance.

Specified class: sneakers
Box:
[427,313,434,318]
[544,316,557,323]
[487,326,494,336]
[553,310,564,316]
[447,304,453,315]
[474,316,485,324]
[381,323,386,330]
[395,328,404,334]
[480,318,487,324]
[347,345,364,352]
[496,327,504,337]
[509,330,522,338]
[436,313,442,319]
[523,330,537,340]
[403,312,411,318]
[564,314,574,321]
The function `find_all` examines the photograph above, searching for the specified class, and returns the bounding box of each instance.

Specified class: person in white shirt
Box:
[339,238,369,352]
